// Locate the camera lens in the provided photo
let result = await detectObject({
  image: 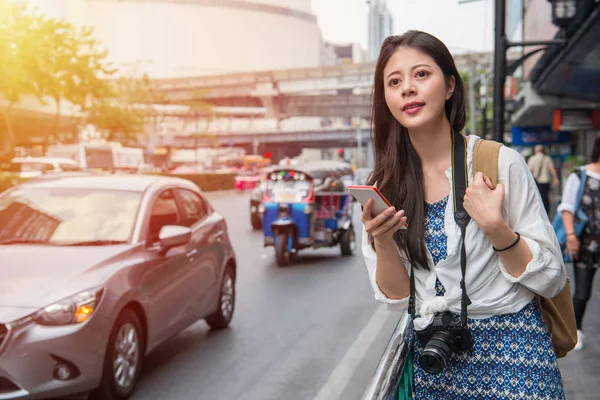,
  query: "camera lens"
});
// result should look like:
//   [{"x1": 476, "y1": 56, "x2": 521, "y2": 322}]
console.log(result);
[{"x1": 419, "y1": 330, "x2": 456, "y2": 374}]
